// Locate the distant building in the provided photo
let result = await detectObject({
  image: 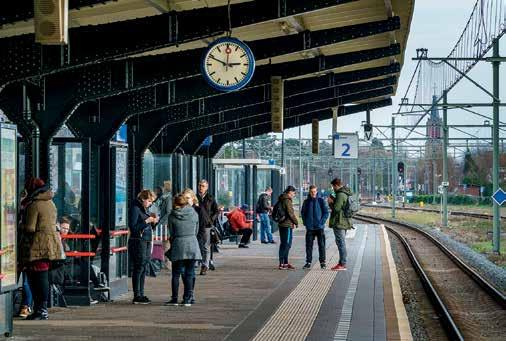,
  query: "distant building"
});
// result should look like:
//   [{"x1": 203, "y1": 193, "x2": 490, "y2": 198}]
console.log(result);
[{"x1": 424, "y1": 95, "x2": 442, "y2": 194}]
